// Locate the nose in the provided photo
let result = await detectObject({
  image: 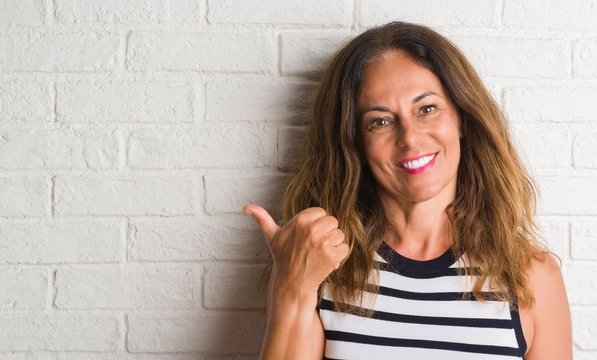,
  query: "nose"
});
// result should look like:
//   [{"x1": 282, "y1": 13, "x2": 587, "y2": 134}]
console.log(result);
[{"x1": 395, "y1": 118, "x2": 421, "y2": 149}]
